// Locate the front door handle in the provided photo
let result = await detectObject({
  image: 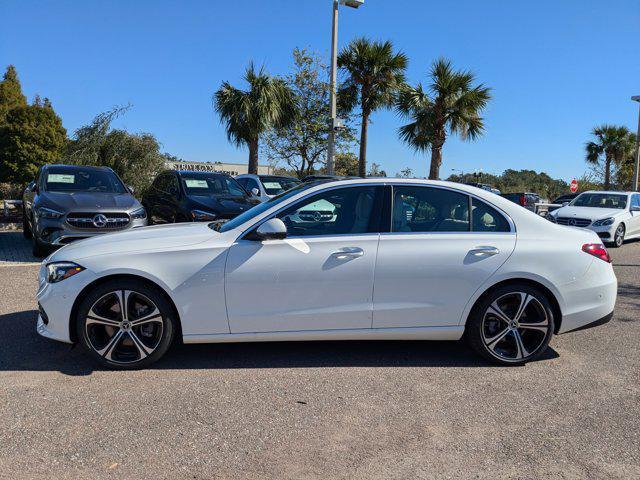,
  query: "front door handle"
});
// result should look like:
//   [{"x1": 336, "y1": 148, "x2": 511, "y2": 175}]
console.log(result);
[
  {"x1": 331, "y1": 247, "x2": 364, "y2": 259},
  {"x1": 468, "y1": 246, "x2": 500, "y2": 256}
]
